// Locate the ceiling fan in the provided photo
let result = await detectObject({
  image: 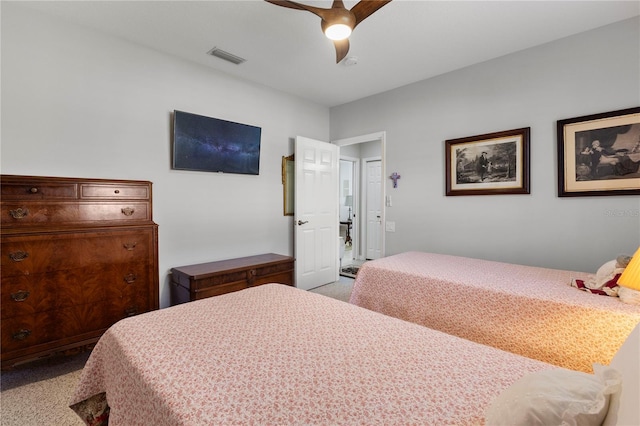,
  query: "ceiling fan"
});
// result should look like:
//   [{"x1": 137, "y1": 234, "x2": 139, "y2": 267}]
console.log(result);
[{"x1": 264, "y1": 0, "x2": 392, "y2": 63}]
